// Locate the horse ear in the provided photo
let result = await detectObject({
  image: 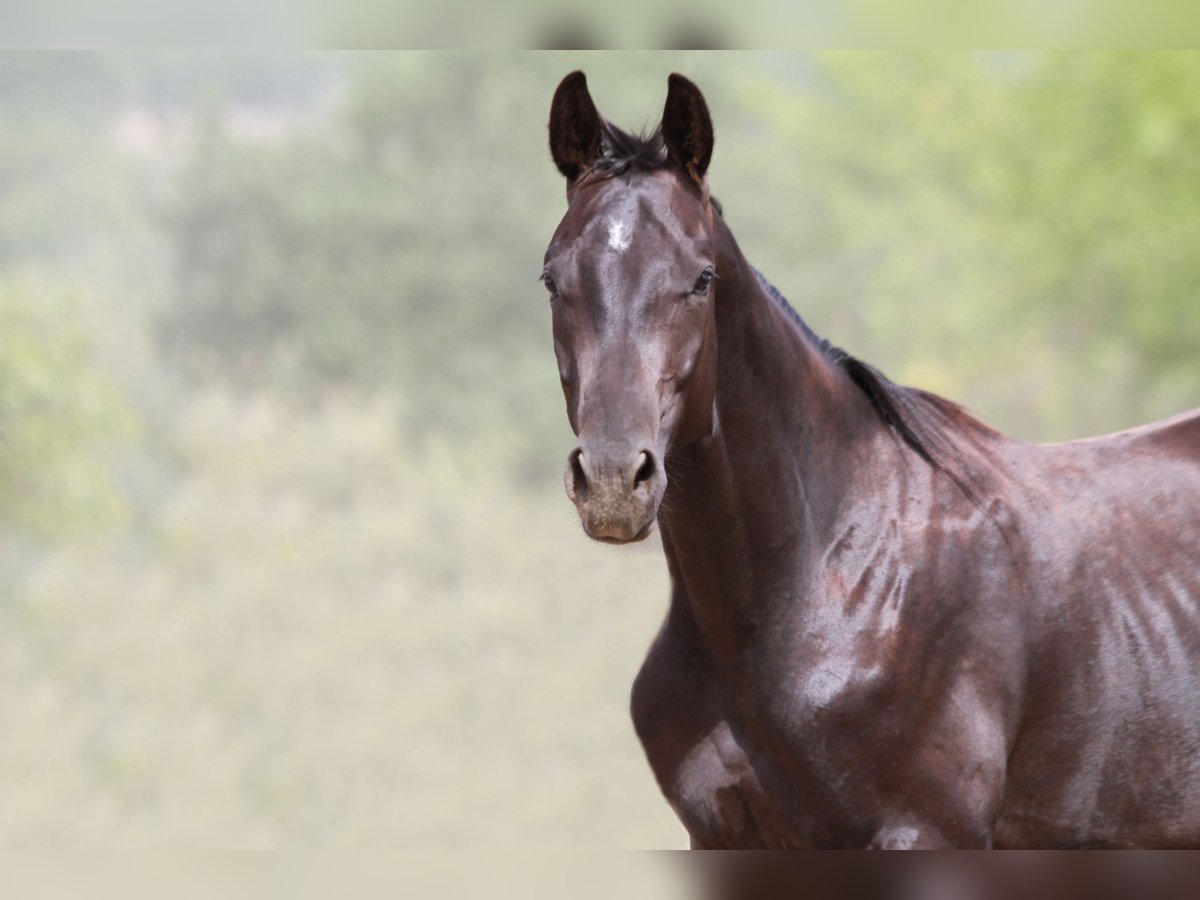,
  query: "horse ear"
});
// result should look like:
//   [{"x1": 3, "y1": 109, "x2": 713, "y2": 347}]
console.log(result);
[
  {"x1": 549, "y1": 71, "x2": 603, "y2": 182},
  {"x1": 662, "y1": 73, "x2": 714, "y2": 183}
]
